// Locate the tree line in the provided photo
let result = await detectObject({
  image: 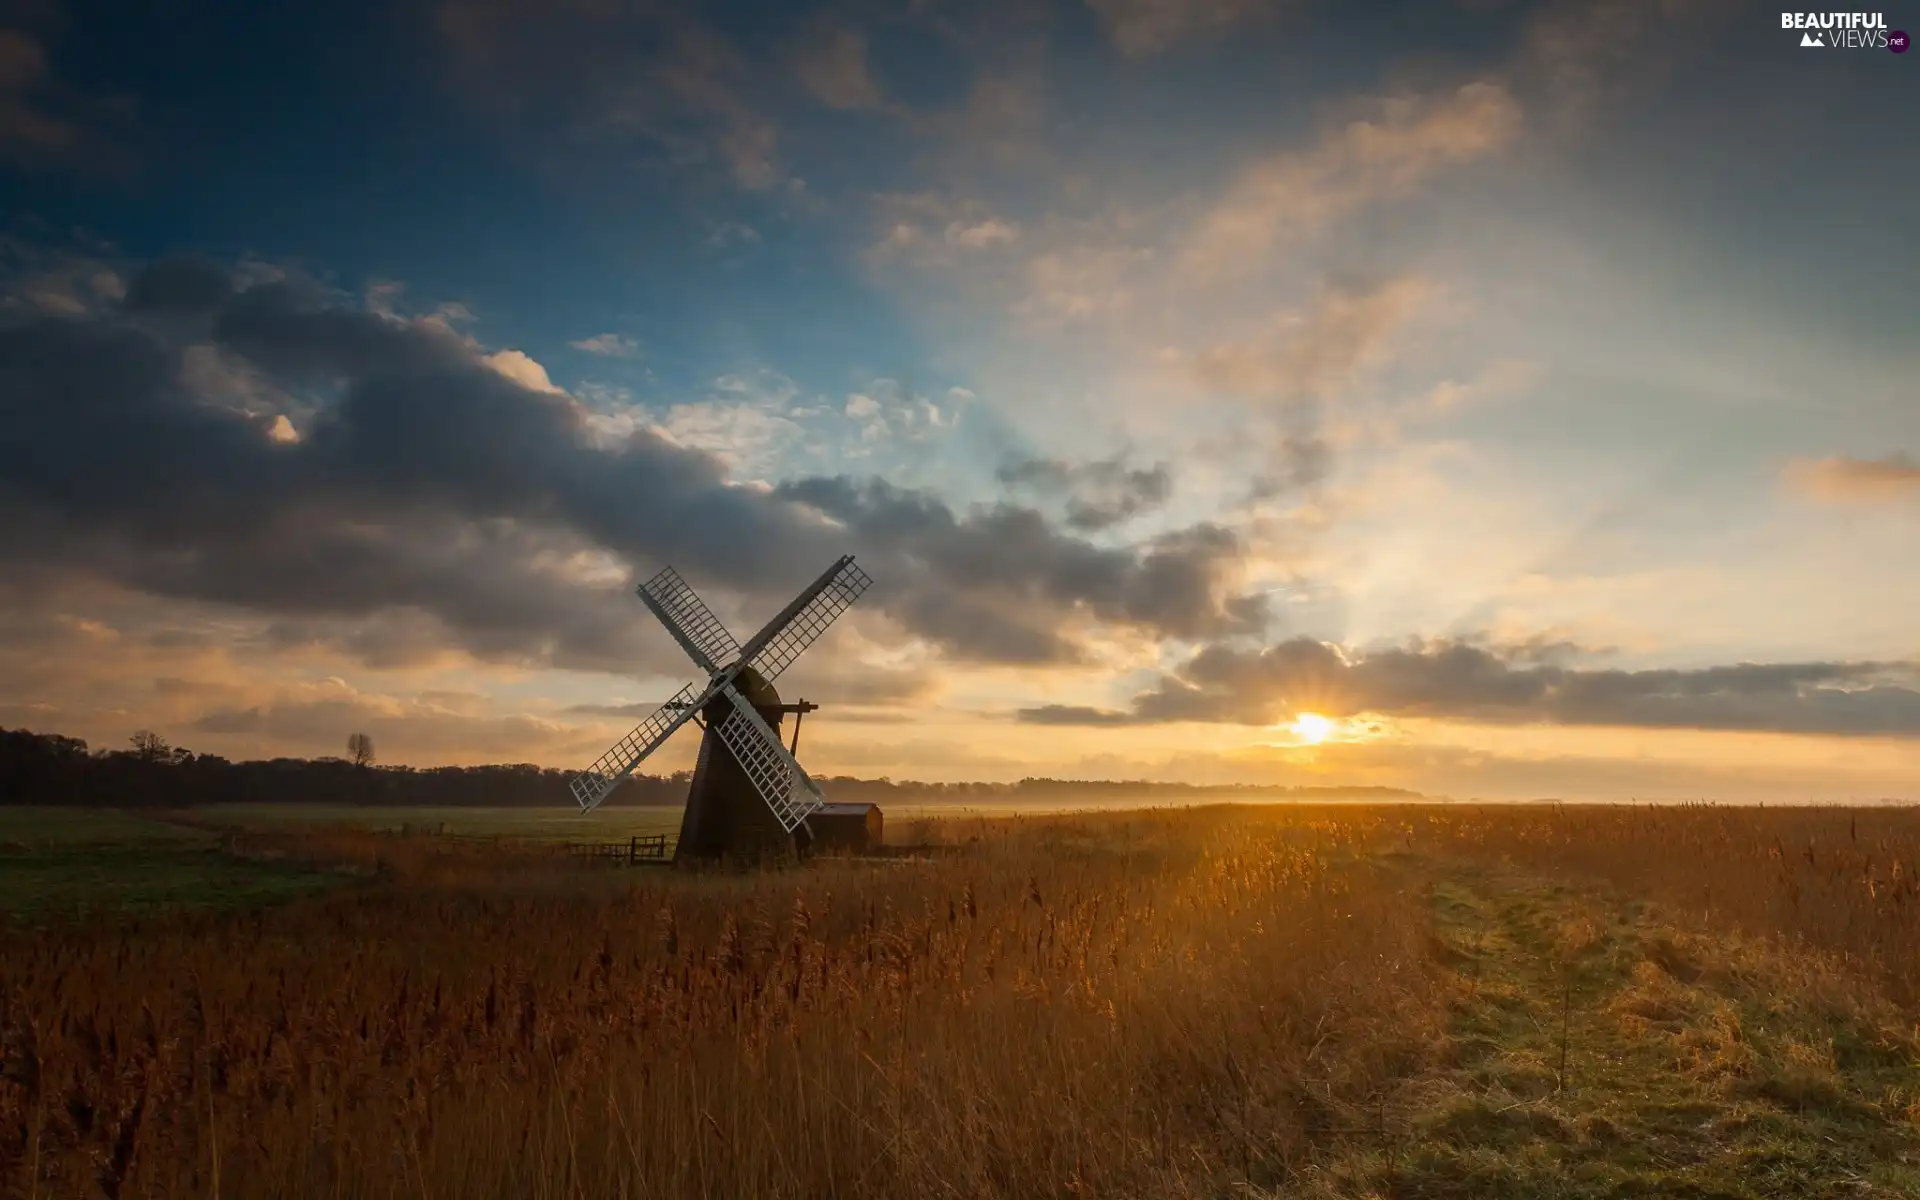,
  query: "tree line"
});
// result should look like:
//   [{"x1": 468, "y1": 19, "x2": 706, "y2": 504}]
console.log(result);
[{"x1": 0, "y1": 725, "x2": 1418, "y2": 809}]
